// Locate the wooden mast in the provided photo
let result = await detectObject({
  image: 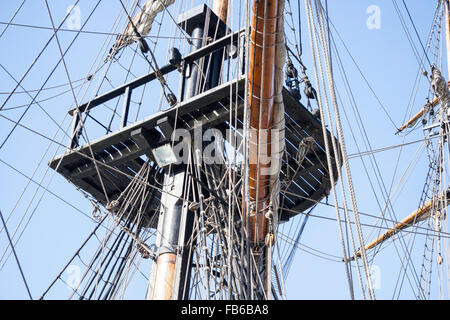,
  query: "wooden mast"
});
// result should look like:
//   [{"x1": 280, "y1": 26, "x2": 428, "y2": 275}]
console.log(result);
[
  {"x1": 445, "y1": 0, "x2": 450, "y2": 78},
  {"x1": 213, "y1": 0, "x2": 228, "y2": 23},
  {"x1": 151, "y1": 1, "x2": 230, "y2": 301},
  {"x1": 247, "y1": 0, "x2": 279, "y2": 244}
]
